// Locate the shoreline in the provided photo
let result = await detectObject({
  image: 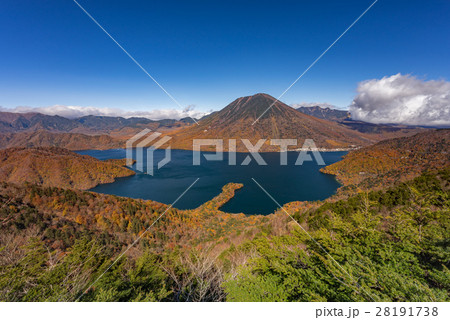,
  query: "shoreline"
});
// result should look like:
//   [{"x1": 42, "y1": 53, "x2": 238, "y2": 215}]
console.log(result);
[{"x1": 74, "y1": 146, "x2": 358, "y2": 153}]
